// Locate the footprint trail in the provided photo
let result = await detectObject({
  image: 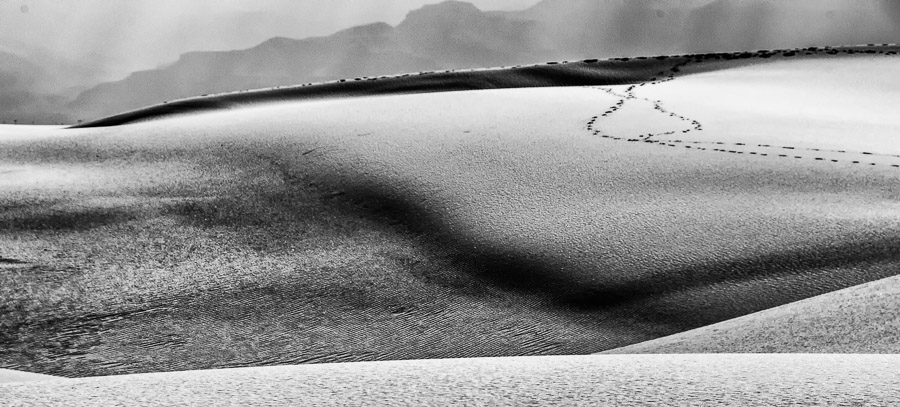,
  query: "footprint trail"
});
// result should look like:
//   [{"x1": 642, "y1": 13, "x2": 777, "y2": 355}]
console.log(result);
[{"x1": 586, "y1": 58, "x2": 900, "y2": 169}]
